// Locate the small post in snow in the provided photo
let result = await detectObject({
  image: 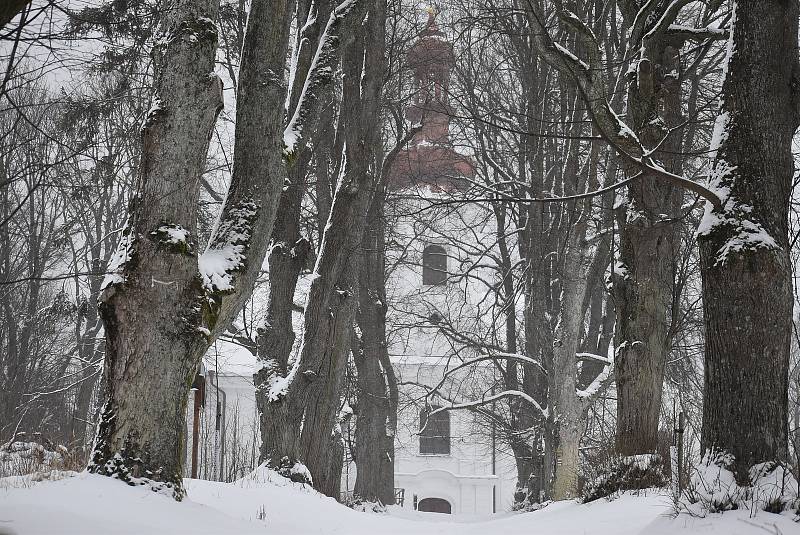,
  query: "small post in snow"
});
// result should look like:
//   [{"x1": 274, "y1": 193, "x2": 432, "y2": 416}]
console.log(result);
[
  {"x1": 671, "y1": 401, "x2": 685, "y2": 496},
  {"x1": 677, "y1": 411, "x2": 685, "y2": 492}
]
